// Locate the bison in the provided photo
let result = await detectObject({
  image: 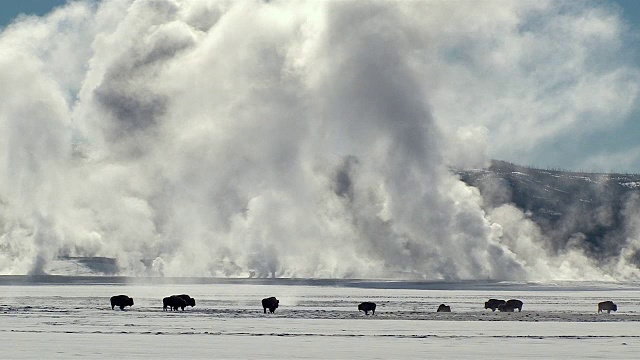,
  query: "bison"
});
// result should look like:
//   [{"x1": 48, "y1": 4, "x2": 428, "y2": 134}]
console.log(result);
[
  {"x1": 484, "y1": 299, "x2": 506, "y2": 311},
  {"x1": 163, "y1": 295, "x2": 187, "y2": 311},
  {"x1": 110, "y1": 295, "x2": 134, "y2": 310},
  {"x1": 358, "y1": 301, "x2": 376, "y2": 315},
  {"x1": 174, "y1": 294, "x2": 196, "y2": 308},
  {"x1": 262, "y1": 297, "x2": 279, "y2": 314},
  {"x1": 437, "y1": 304, "x2": 451, "y2": 312},
  {"x1": 598, "y1": 300, "x2": 617, "y2": 314},
  {"x1": 498, "y1": 299, "x2": 523, "y2": 312},
  {"x1": 497, "y1": 304, "x2": 513, "y2": 312}
]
